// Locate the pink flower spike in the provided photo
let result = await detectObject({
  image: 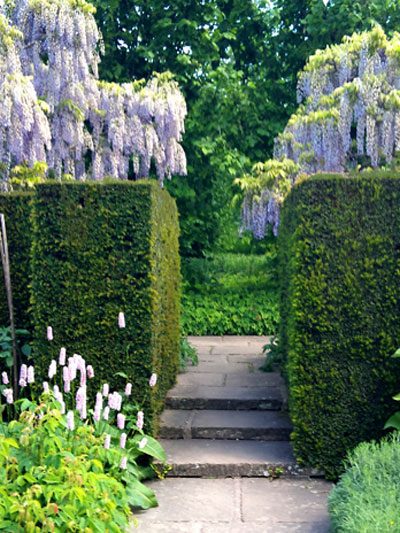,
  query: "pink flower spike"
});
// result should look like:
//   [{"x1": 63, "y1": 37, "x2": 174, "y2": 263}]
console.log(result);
[
  {"x1": 68, "y1": 360, "x2": 77, "y2": 381},
  {"x1": 48, "y1": 360, "x2": 57, "y2": 379},
  {"x1": 43, "y1": 382, "x2": 50, "y2": 393},
  {"x1": 27, "y1": 366, "x2": 35, "y2": 384},
  {"x1": 104, "y1": 434, "x2": 111, "y2": 450},
  {"x1": 115, "y1": 393, "x2": 122, "y2": 411},
  {"x1": 103, "y1": 406, "x2": 110, "y2": 420},
  {"x1": 120, "y1": 433, "x2": 127, "y2": 449},
  {"x1": 53, "y1": 385, "x2": 60, "y2": 396},
  {"x1": 19, "y1": 378, "x2": 27, "y2": 388},
  {"x1": 47, "y1": 326, "x2": 53, "y2": 341},
  {"x1": 138, "y1": 437, "x2": 148, "y2": 449},
  {"x1": 117, "y1": 413, "x2": 126, "y2": 430},
  {"x1": 67, "y1": 411, "x2": 74, "y2": 431},
  {"x1": 120, "y1": 456, "x2": 127, "y2": 469},
  {"x1": 95, "y1": 392, "x2": 103, "y2": 409},
  {"x1": 80, "y1": 404, "x2": 87, "y2": 420},
  {"x1": 64, "y1": 379, "x2": 70, "y2": 394},
  {"x1": 63, "y1": 366, "x2": 69, "y2": 382},
  {"x1": 94, "y1": 407, "x2": 101, "y2": 422},
  {"x1": 59, "y1": 401, "x2": 66, "y2": 414},
  {"x1": 149, "y1": 373, "x2": 157, "y2": 387},
  {"x1": 20, "y1": 364, "x2": 27, "y2": 381},
  {"x1": 59, "y1": 347, "x2": 66, "y2": 365},
  {"x1": 125, "y1": 383, "x2": 132, "y2": 396},
  {"x1": 4, "y1": 389, "x2": 13, "y2": 404},
  {"x1": 87, "y1": 365, "x2": 94, "y2": 378},
  {"x1": 80, "y1": 369, "x2": 87, "y2": 387},
  {"x1": 102, "y1": 383, "x2": 109, "y2": 397},
  {"x1": 1, "y1": 372, "x2": 9, "y2": 385},
  {"x1": 118, "y1": 312, "x2": 126, "y2": 329},
  {"x1": 136, "y1": 410, "x2": 144, "y2": 431}
]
